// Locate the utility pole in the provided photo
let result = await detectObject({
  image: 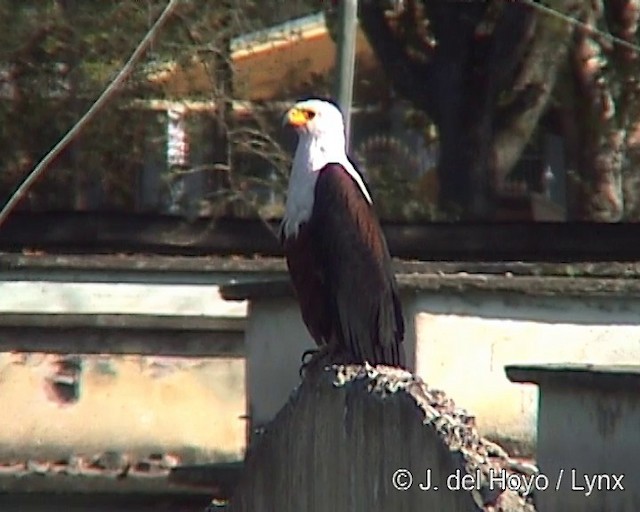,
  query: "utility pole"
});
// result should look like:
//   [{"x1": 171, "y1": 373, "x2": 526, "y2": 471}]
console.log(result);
[{"x1": 334, "y1": 0, "x2": 358, "y2": 151}]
